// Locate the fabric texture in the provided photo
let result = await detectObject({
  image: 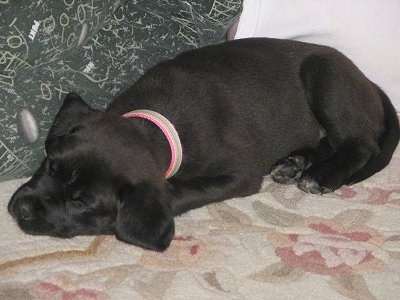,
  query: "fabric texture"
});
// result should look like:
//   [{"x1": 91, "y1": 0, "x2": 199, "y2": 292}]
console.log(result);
[
  {"x1": 0, "y1": 0, "x2": 242, "y2": 182},
  {"x1": 0, "y1": 117, "x2": 399, "y2": 299}
]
